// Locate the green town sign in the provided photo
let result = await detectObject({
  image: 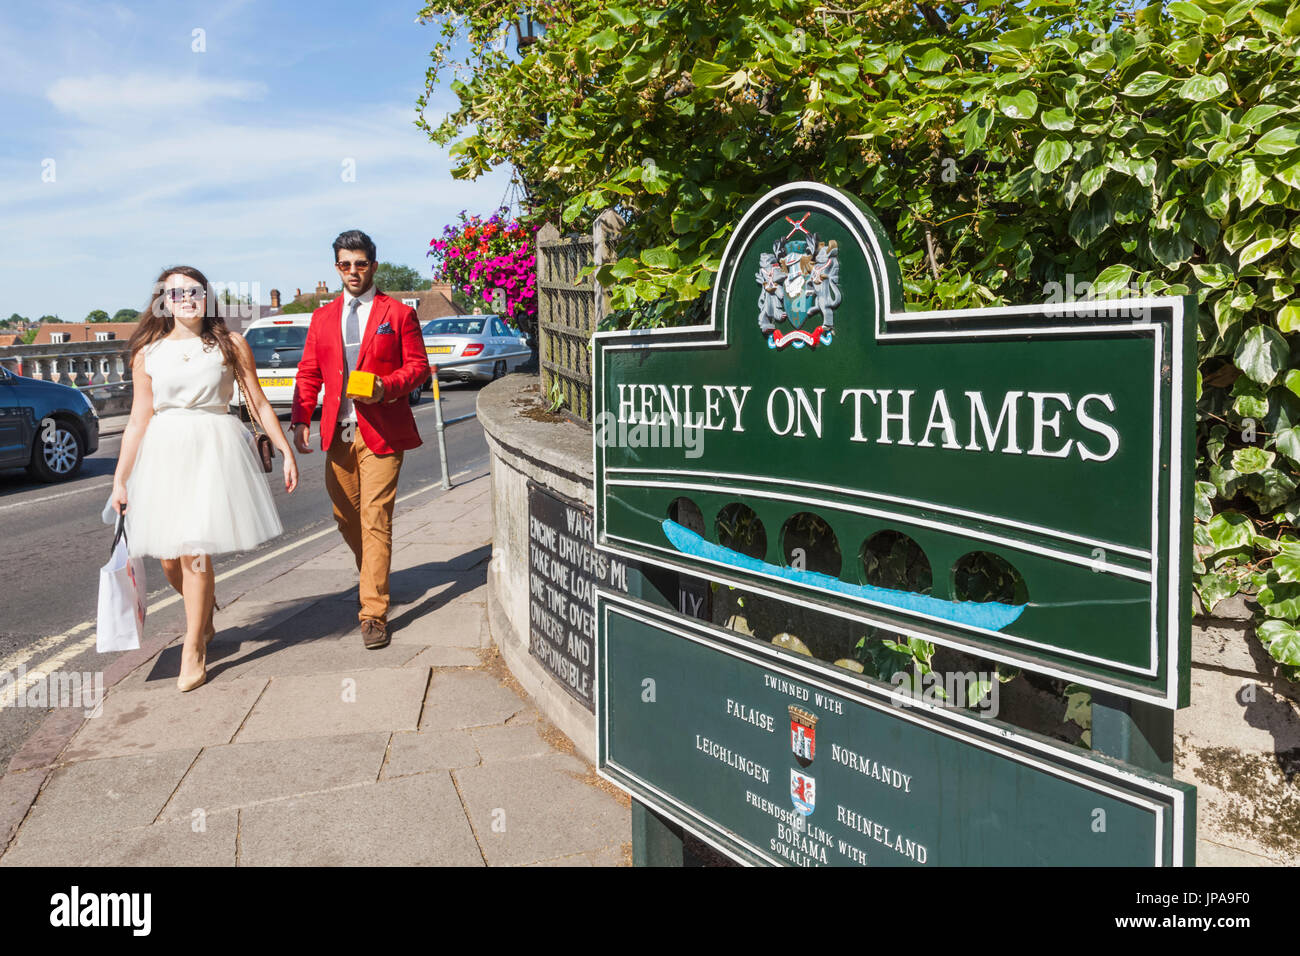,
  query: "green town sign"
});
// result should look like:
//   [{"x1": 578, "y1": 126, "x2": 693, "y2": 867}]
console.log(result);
[
  {"x1": 593, "y1": 181, "x2": 1194, "y2": 708},
  {"x1": 597, "y1": 592, "x2": 1194, "y2": 866}
]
